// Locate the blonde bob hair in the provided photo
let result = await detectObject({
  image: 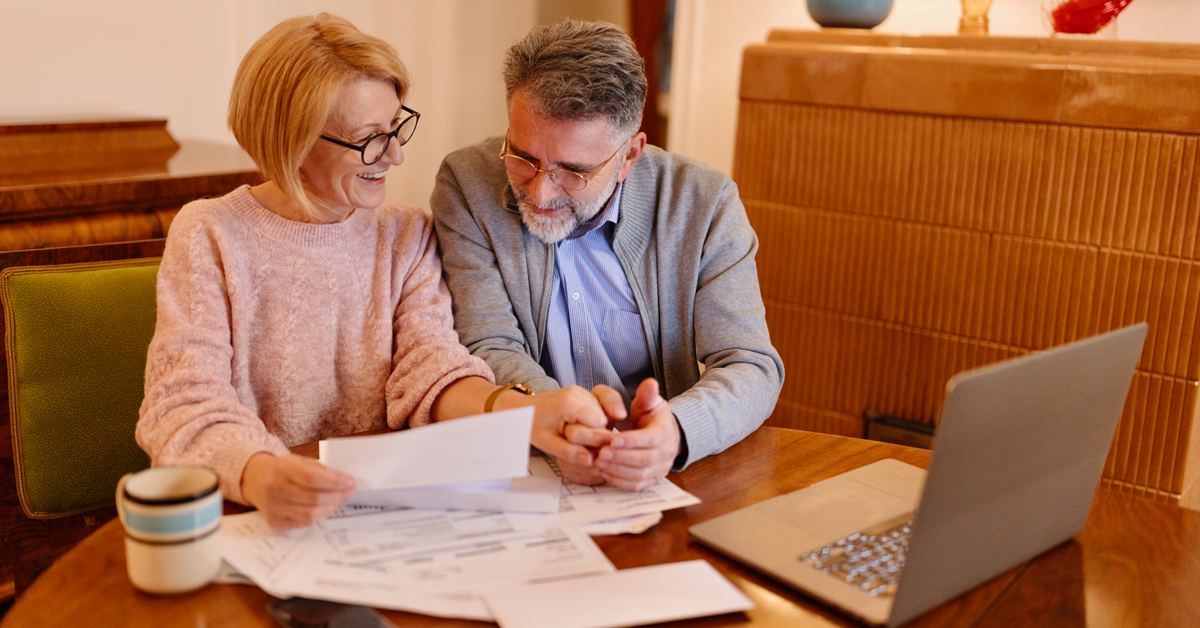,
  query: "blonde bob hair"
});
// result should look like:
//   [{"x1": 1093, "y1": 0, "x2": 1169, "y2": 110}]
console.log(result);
[{"x1": 229, "y1": 13, "x2": 410, "y2": 220}]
